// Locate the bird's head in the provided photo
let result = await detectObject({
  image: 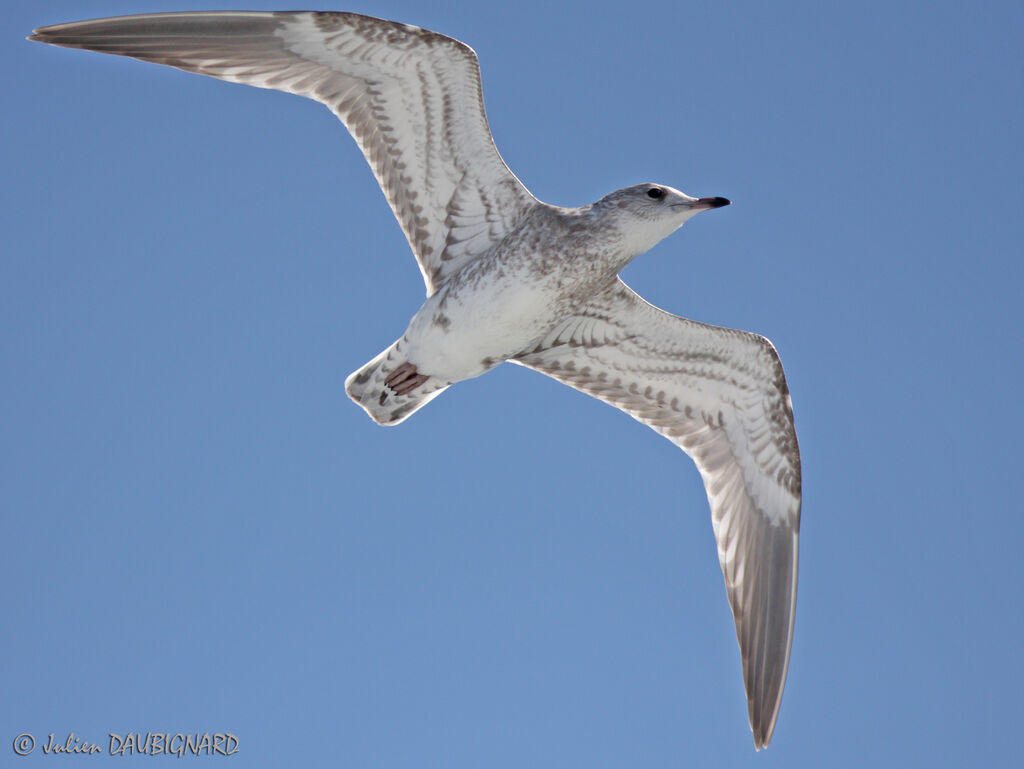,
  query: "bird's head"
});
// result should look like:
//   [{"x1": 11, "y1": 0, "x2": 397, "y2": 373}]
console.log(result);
[{"x1": 595, "y1": 183, "x2": 730, "y2": 257}]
